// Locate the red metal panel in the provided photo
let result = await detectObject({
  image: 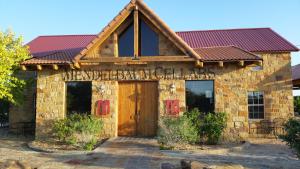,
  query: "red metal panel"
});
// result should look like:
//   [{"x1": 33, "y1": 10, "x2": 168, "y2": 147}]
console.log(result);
[{"x1": 97, "y1": 100, "x2": 110, "y2": 116}]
